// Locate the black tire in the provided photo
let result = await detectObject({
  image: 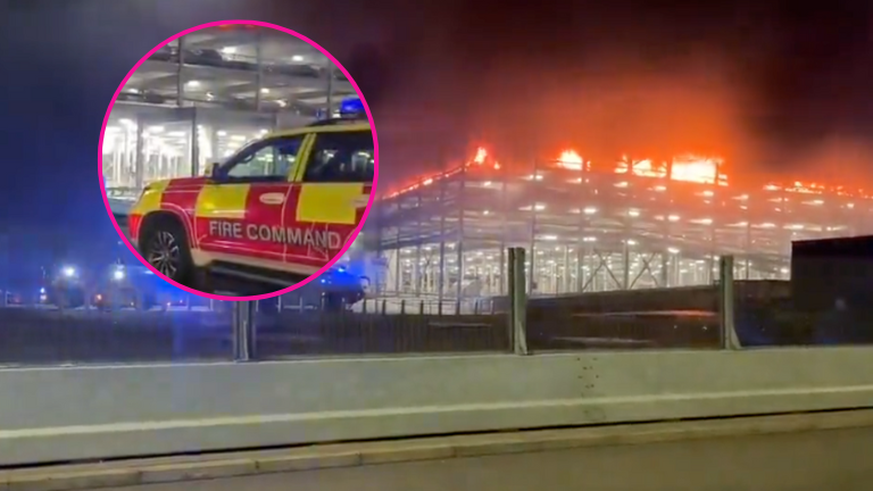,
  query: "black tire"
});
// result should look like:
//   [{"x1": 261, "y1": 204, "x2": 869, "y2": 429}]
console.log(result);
[{"x1": 139, "y1": 216, "x2": 196, "y2": 287}]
